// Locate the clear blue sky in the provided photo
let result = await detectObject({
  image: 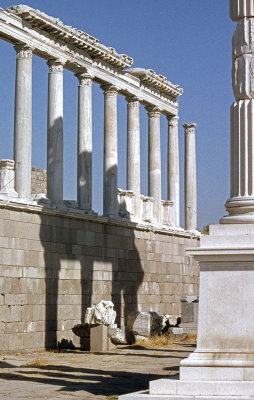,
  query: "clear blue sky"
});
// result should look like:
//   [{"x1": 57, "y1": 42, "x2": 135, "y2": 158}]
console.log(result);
[{"x1": 0, "y1": 0, "x2": 234, "y2": 229}]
